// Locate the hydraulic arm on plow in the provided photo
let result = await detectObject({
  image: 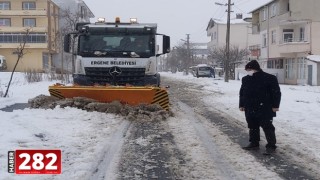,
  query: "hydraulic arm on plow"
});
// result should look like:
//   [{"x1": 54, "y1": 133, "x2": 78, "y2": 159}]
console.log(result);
[{"x1": 49, "y1": 17, "x2": 170, "y2": 110}]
